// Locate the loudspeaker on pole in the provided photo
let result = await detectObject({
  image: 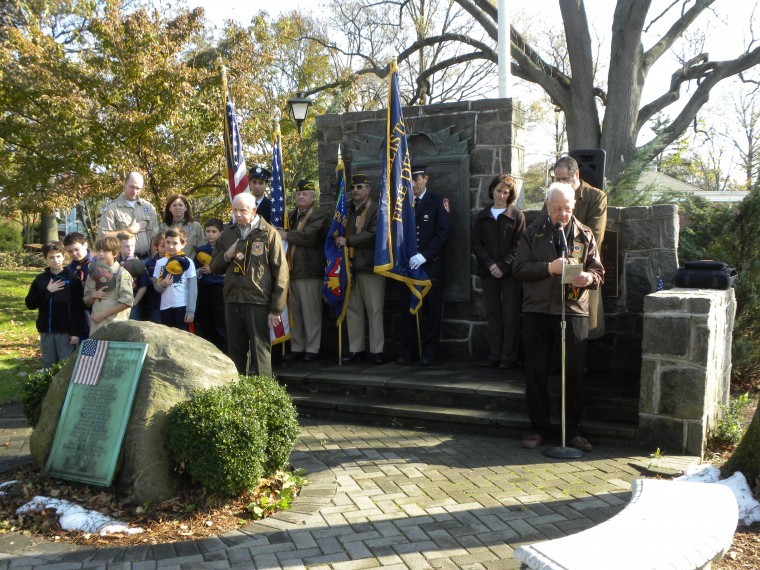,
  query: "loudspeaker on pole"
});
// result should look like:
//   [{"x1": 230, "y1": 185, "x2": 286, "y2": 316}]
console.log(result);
[{"x1": 569, "y1": 149, "x2": 606, "y2": 190}]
